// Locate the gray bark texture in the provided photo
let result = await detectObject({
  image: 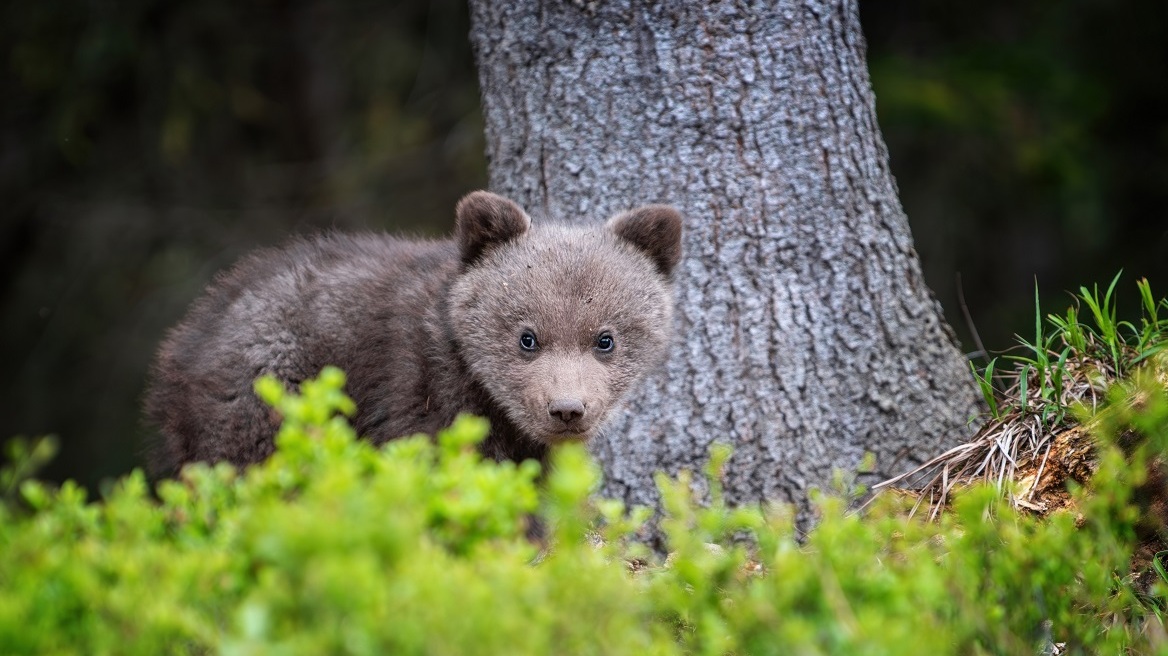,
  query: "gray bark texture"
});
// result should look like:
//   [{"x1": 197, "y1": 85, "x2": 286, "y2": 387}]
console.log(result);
[{"x1": 467, "y1": 0, "x2": 982, "y2": 512}]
